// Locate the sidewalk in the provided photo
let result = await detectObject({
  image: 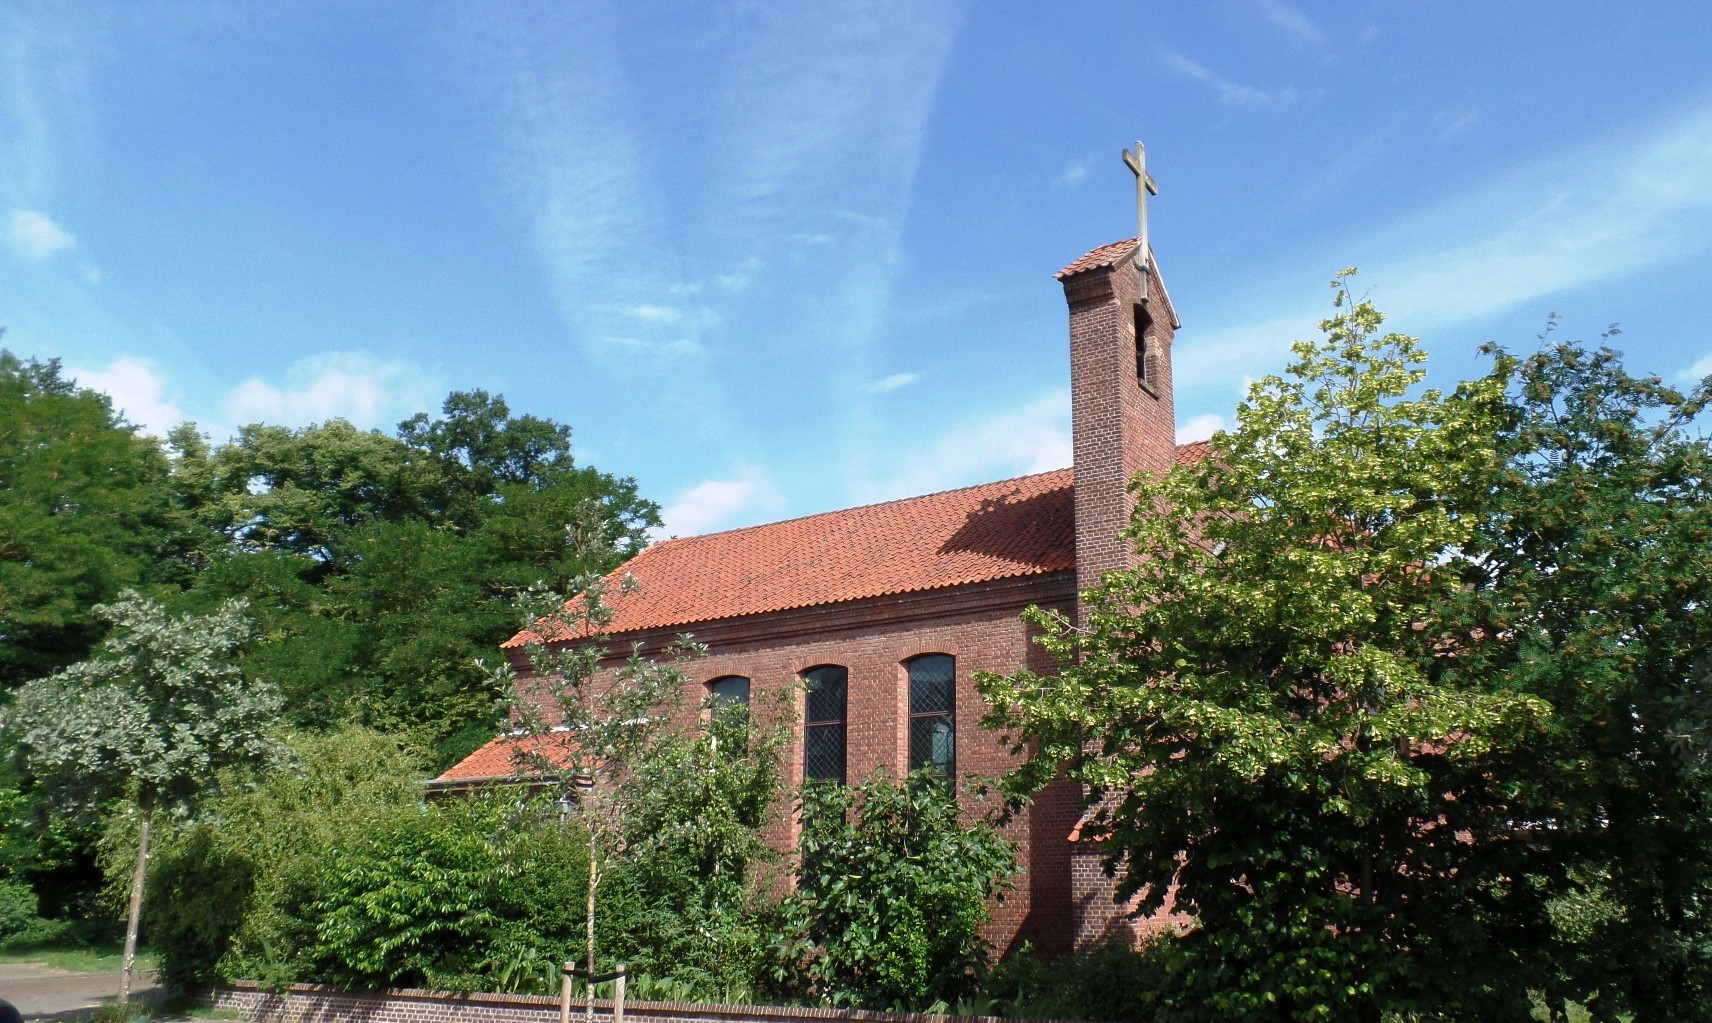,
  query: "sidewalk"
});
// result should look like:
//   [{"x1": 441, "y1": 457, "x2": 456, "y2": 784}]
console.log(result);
[{"x1": 0, "y1": 963, "x2": 170, "y2": 1022}]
